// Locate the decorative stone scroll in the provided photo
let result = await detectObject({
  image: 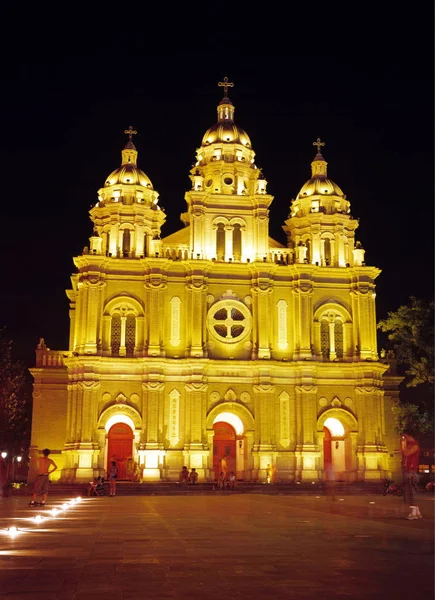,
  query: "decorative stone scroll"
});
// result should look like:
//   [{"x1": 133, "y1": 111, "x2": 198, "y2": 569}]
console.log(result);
[
  {"x1": 277, "y1": 300, "x2": 288, "y2": 349},
  {"x1": 170, "y1": 297, "x2": 181, "y2": 346},
  {"x1": 279, "y1": 391, "x2": 290, "y2": 445},
  {"x1": 168, "y1": 389, "x2": 180, "y2": 446}
]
